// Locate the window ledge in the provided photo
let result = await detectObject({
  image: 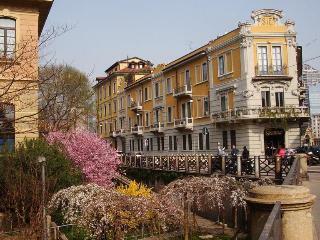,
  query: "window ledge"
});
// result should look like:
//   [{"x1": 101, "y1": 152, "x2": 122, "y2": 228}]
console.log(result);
[
  {"x1": 194, "y1": 80, "x2": 209, "y2": 86},
  {"x1": 218, "y1": 72, "x2": 233, "y2": 80}
]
